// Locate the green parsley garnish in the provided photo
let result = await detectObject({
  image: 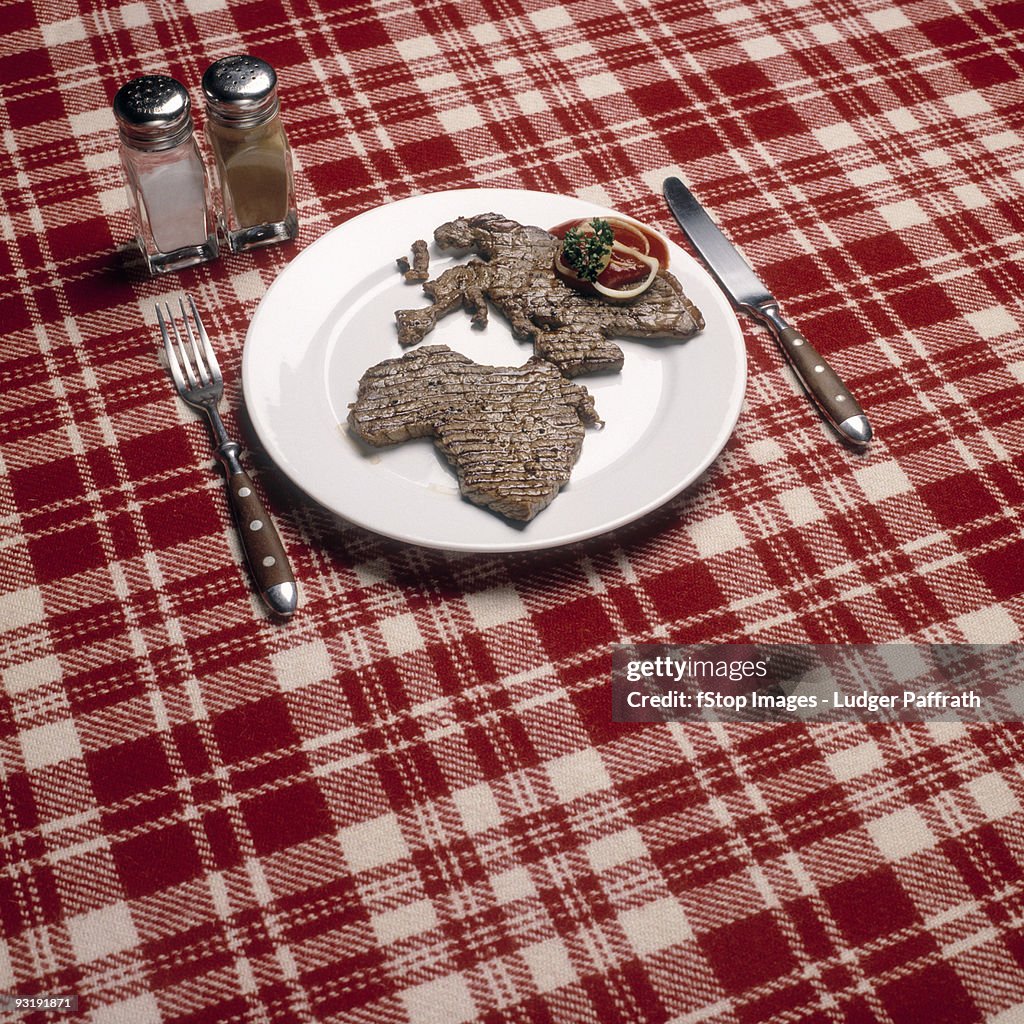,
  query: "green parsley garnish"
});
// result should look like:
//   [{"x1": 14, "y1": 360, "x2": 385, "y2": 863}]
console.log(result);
[{"x1": 562, "y1": 217, "x2": 614, "y2": 282}]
